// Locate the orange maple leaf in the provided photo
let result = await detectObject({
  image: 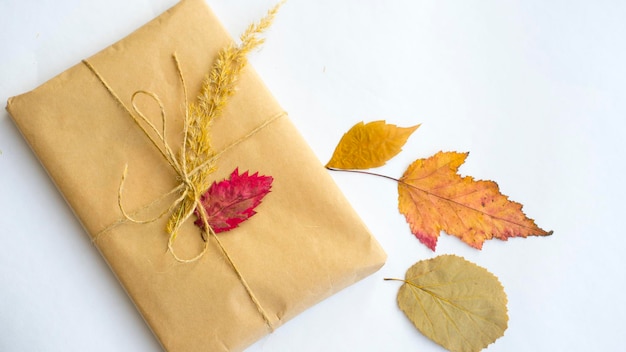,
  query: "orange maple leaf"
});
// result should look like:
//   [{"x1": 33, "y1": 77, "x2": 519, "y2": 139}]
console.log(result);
[{"x1": 398, "y1": 151, "x2": 552, "y2": 250}]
